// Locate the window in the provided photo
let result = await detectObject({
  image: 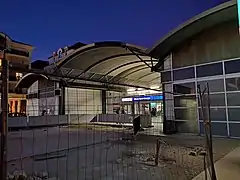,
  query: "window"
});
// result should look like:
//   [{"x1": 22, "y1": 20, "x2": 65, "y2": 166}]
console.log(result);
[
  {"x1": 209, "y1": 94, "x2": 225, "y2": 106},
  {"x1": 229, "y1": 123, "x2": 240, "y2": 137},
  {"x1": 16, "y1": 72, "x2": 23, "y2": 81},
  {"x1": 228, "y1": 108, "x2": 240, "y2": 121},
  {"x1": 197, "y1": 79, "x2": 224, "y2": 93},
  {"x1": 8, "y1": 49, "x2": 29, "y2": 57},
  {"x1": 198, "y1": 93, "x2": 225, "y2": 106},
  {"x1": 196, "y1": 63, "x2": 223, "y2": 77},
  {"x1": 227, "y1": 92, "x2": 240, "y2": 106},
  {"x1": 173, "y1": 67, "x2": 194, "y2": 81},
  {"x1": 174, "y1": 108, "x2": 197, "y2": 121},
  {"x1": 173, "y1": 82, "x2": 196, "y2": 94},
  {"x1": 0, "y1": 59, "x2": 2, "y2": 66},
  {"x1": 200, "y1": 122, "x2": 228, "y2": 136},
  {"x1": 224, "y1": 59, "x2": 240, "y2": 74},
  {"x1": 161, "y1": 71, "x2": 171, "y2": 82},
  {"x1": 174, "y1": 95, "x2": 196, "y2": 108},
  {"x1": 226, "y1": 77, "x2": 240, "y2": 91},
  {"x1": 199, "y1": 107, "x2": 226, "y2": 121}
]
